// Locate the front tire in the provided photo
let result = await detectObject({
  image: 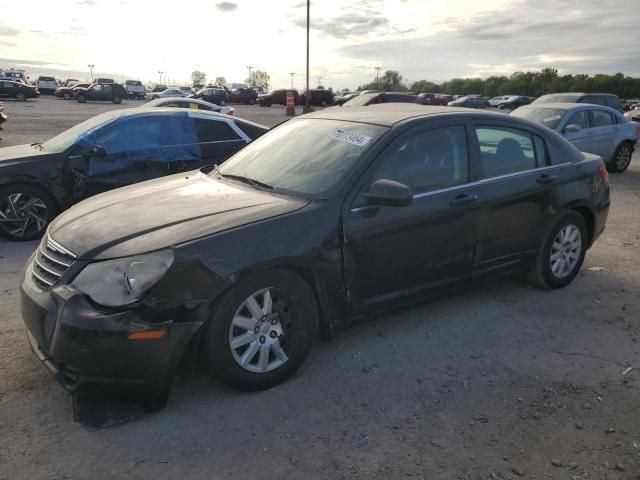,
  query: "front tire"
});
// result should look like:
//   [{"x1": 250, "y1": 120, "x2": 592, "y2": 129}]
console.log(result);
[
  {"x1": 203, "y1": 270, "x2": 318, "y2": 391},
  {"x1": 63, "y1": 93, "x2": 71, "y2": 100},
  {"x1": 16, "y1": 93, "x2": 26, "y2": 102},
  {"x1": 112, "y1": 95, "x2": 122, "y2": 104},
  {"x1": 0, "y1": 184, "x2": 58, "y2": 241},
  {"x1": 607, "y1": 142, "x2": 633, "y2": 173},
  {"x1": 77, "y1": 95, "x2": 86, "y2": 103},
  {"x1": 528, "y1": 212, "x2": 587, "y2": 289}
]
